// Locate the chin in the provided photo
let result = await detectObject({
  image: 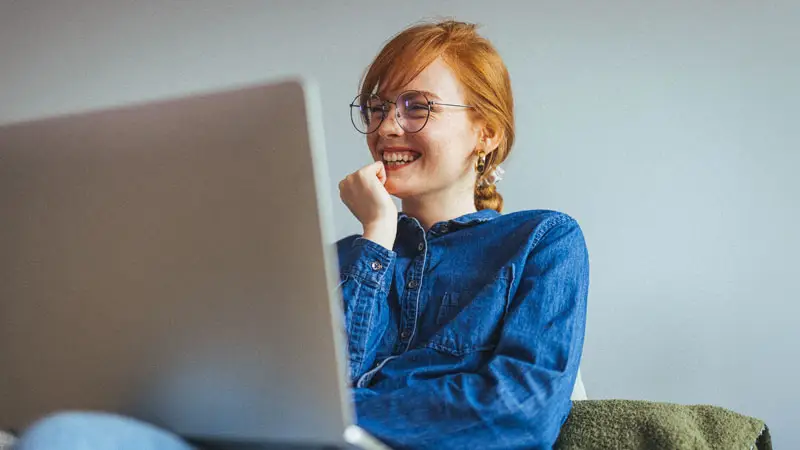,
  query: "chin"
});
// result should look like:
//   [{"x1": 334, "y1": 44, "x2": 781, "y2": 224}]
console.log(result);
[{"x1": 384, "y1": 179, "x2": 418, "y2": 198}]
